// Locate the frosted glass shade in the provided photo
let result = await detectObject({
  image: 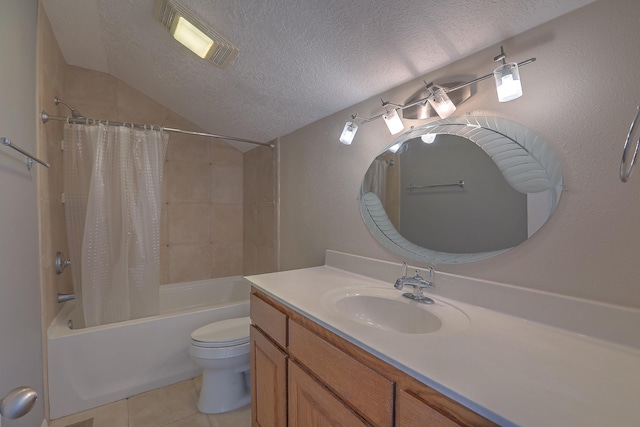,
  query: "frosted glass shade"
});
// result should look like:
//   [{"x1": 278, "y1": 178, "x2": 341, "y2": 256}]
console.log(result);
[
  {"x1": 172, "y1": 16, "x2": 215, "y2": 58},
  {"x1": 427, "y1": 89, "x2": 456, "y2": 118},
  {"x1": 339, "y1": 122, "x2": 358, "y2": 145},
  {"x1": 494, "y1": 62, "x2": 523, "y2": 102},
  {"x1": 383, "y1": 109, "x2": 404, "y2": 135}
]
